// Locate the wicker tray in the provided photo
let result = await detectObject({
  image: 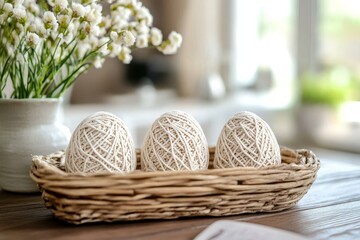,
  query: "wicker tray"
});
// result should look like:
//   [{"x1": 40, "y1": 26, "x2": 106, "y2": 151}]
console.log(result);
[{"x1": 30, "y1": 147, "x2": 320, "y2": 224}]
